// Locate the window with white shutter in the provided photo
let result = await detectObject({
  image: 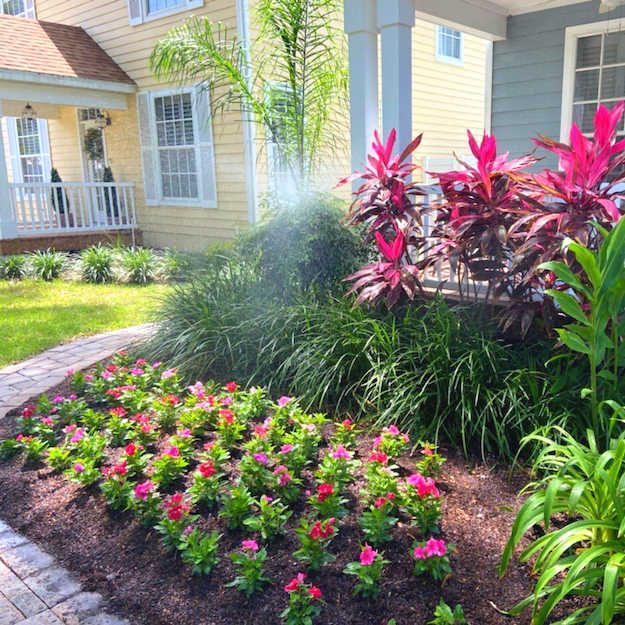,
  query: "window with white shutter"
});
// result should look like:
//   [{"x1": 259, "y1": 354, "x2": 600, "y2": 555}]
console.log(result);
[
  {"x1": 127, "y1": 0, "x2": 203, "y2": 25},
  {"x1": 6, "y1": 118, "x2": 50, "y2": 184},
  {"x1": 0, "y1": 0, "x2": 35, "y2": 18},
  {"x1": 137, "y1": 88, "x2": 217, "y2": 208}
]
